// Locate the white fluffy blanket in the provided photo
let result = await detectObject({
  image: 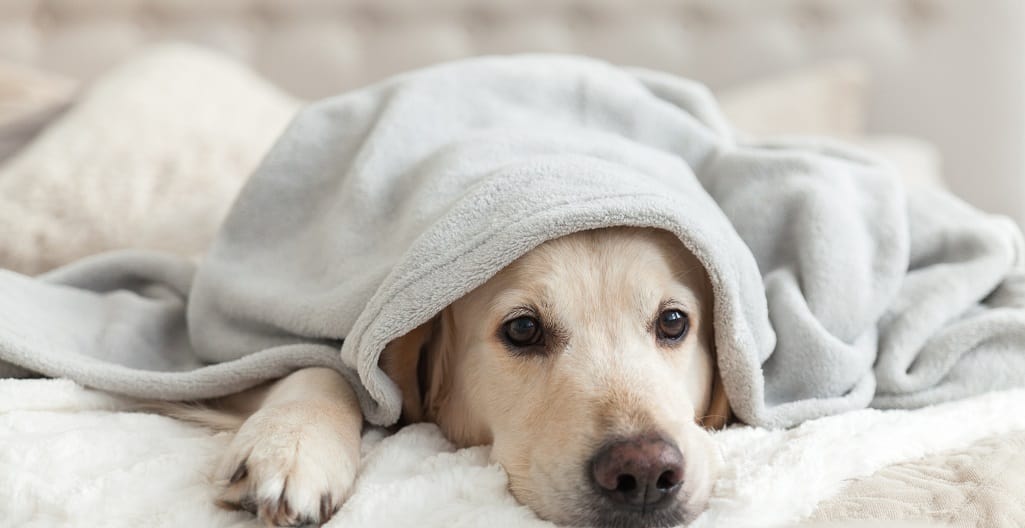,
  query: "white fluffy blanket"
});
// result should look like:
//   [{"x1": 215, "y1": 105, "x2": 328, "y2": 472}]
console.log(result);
[{"x1": 3, "y1": 378, "x2": 1024, "y2": 527}]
